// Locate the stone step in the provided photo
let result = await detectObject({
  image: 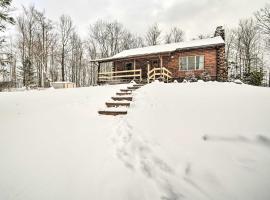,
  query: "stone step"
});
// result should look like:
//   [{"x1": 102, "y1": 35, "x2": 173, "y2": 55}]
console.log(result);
[
  {"x1": 106, "y1": 102, "x2": 130, "y2": 107},
  {"x1": 116, "y1": 92, "x2": 132, "y2": 96},
  {"x1": 98, "y1": 110, "x2": 127, "y2": 116},
  {"x1": 112, "y1": 96, "x2": 132, "y2": 101}
]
